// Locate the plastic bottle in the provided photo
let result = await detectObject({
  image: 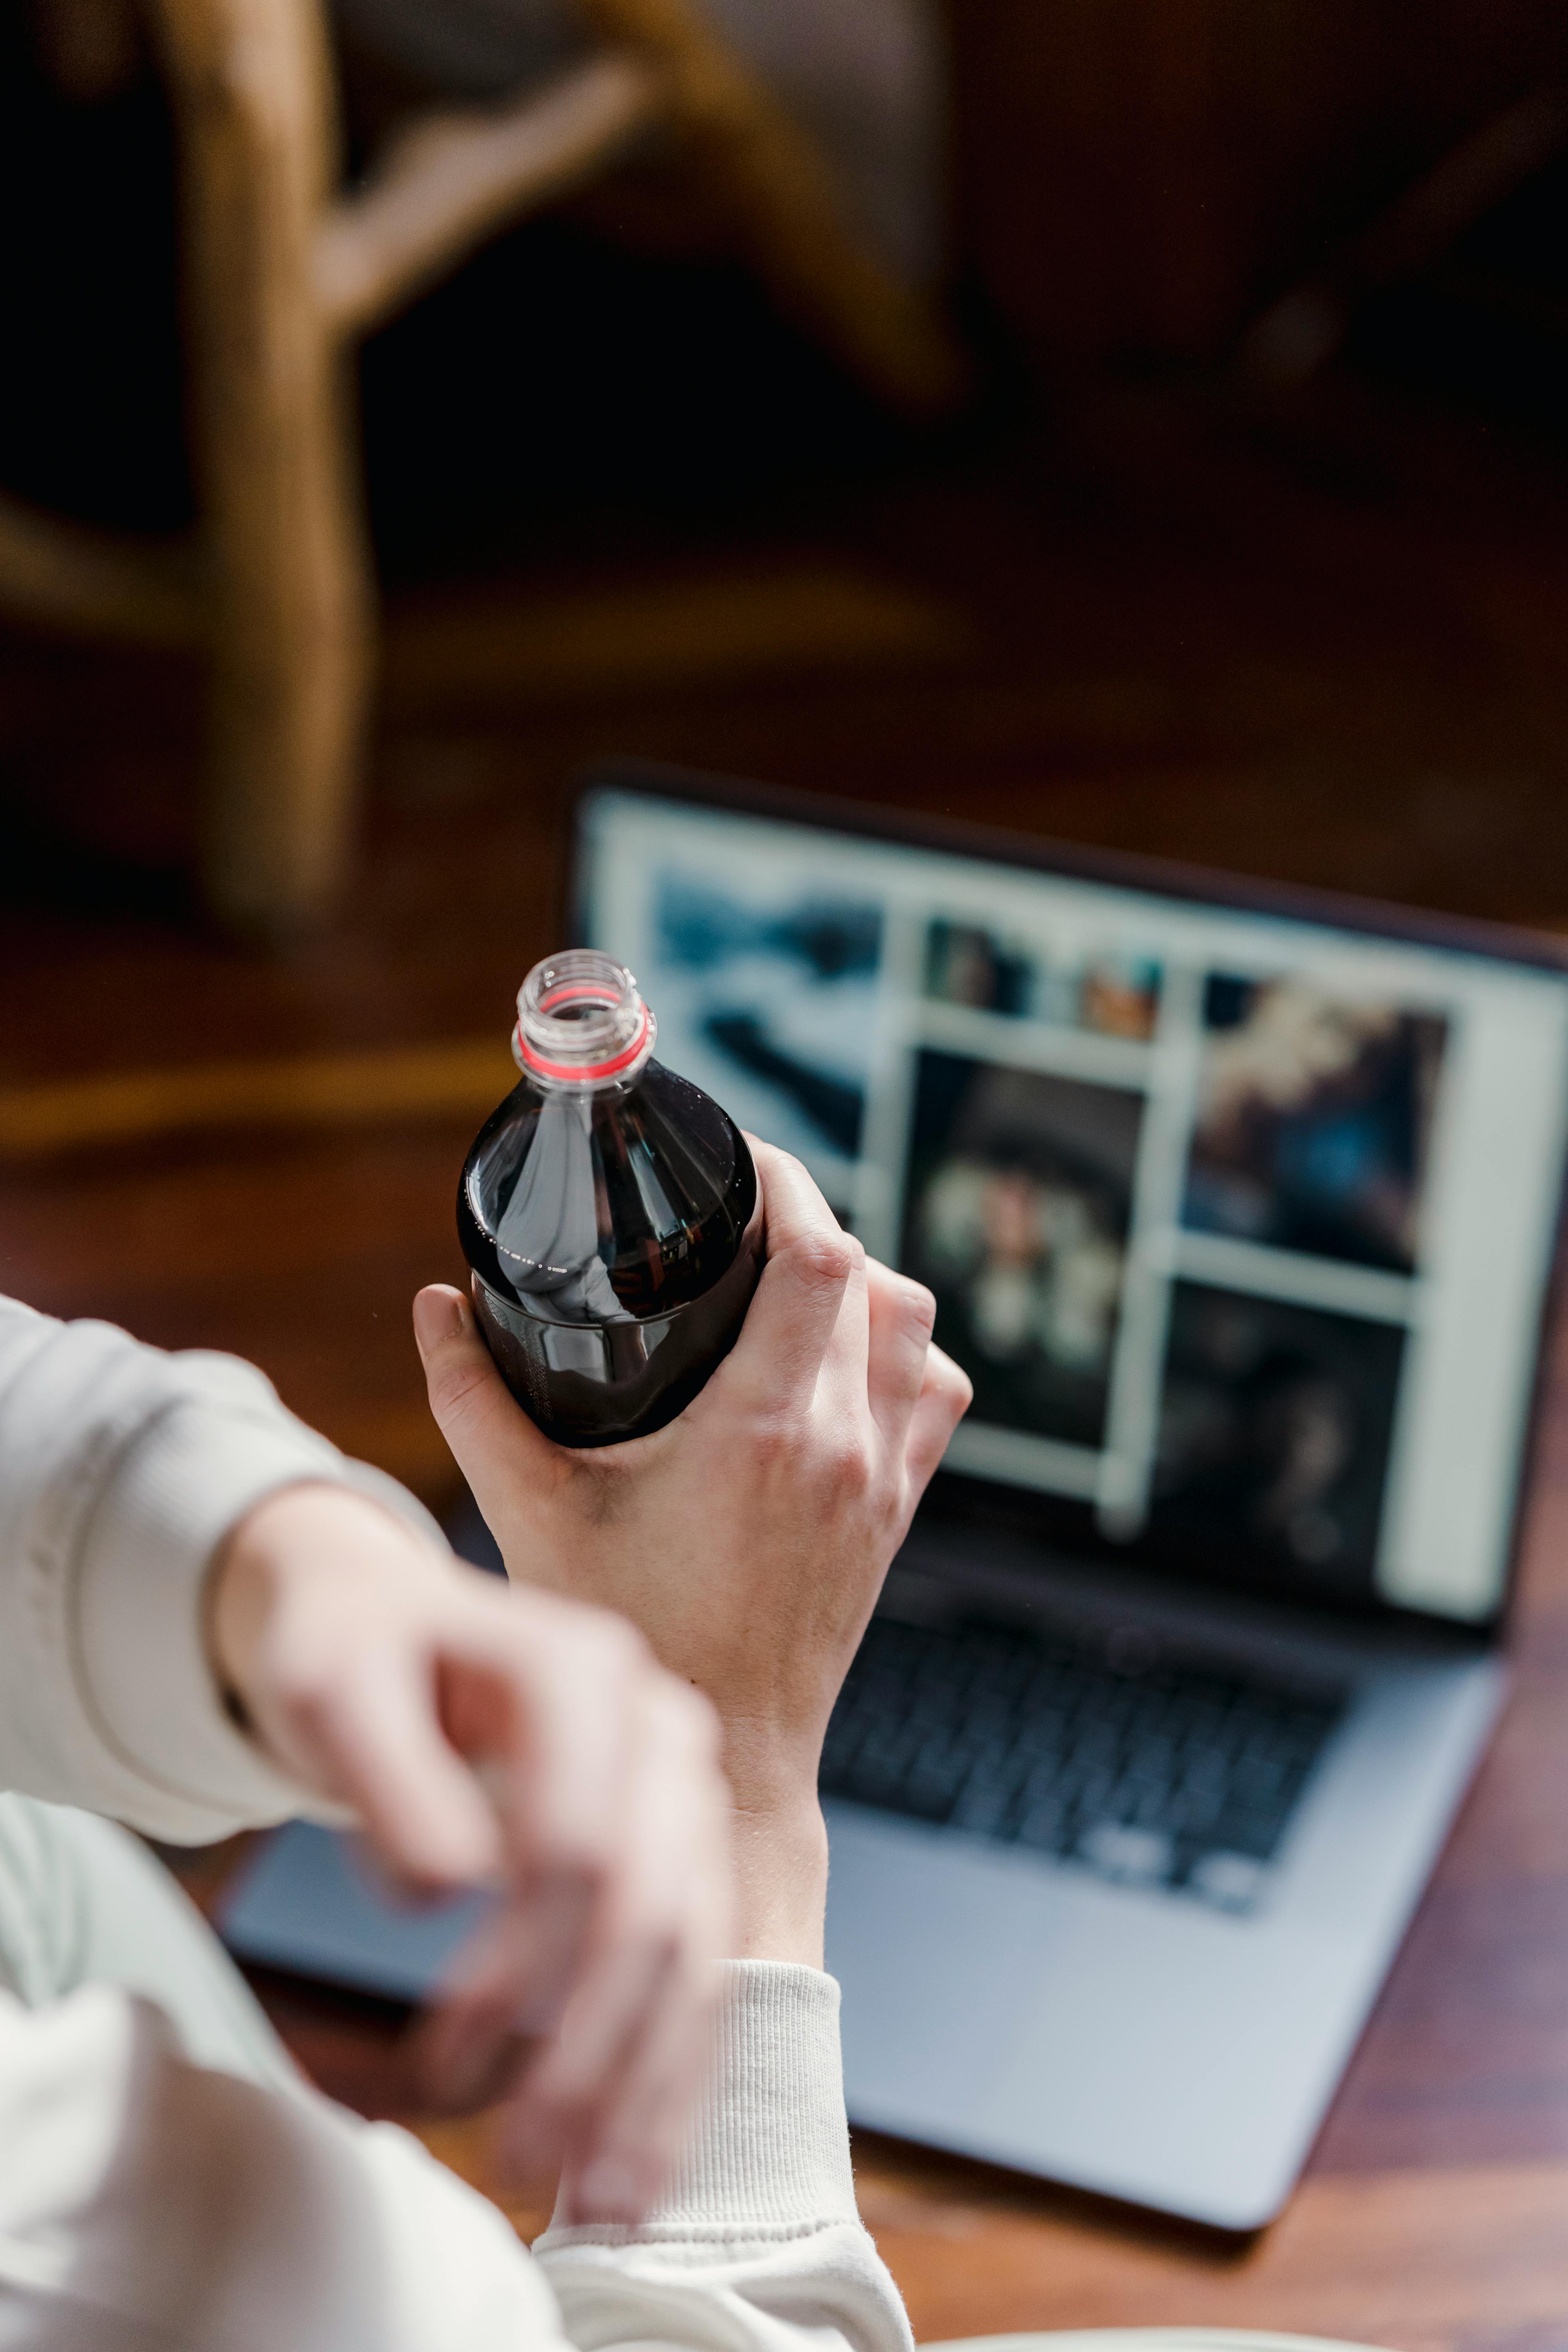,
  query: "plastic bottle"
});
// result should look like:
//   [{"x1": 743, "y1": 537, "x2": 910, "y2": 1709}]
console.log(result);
[{"x1": 457, "y1": 950, "x2": 761, "y2": 1446}]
